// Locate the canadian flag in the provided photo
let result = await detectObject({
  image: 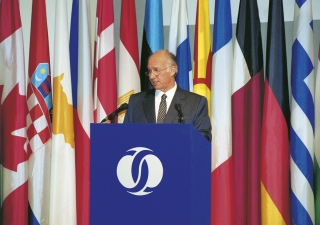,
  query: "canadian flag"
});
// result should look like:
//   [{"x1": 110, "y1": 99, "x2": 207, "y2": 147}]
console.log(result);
[{"x1": 0, "y1": 0, "x2": 29, "y2": 224}]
